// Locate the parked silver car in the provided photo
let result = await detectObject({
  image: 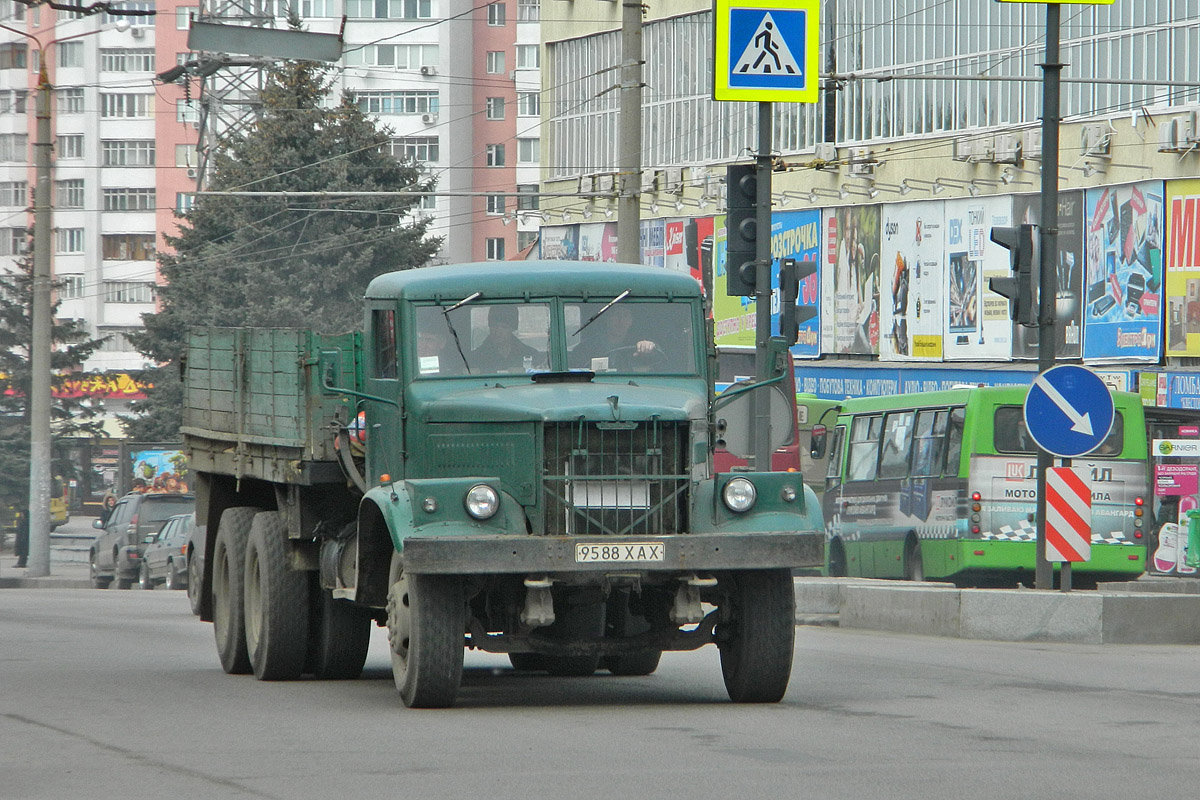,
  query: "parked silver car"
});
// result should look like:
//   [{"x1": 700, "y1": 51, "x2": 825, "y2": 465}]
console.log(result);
[{"x1": 139, "y1": 513, "x2": 195, "y2": 591}]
